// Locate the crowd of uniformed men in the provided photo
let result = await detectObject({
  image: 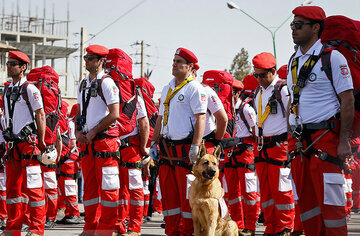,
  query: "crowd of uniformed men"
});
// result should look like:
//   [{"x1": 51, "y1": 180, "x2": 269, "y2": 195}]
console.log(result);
[{"x1": 0, "y1": 5, "x2": 358, "y2": 236}]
